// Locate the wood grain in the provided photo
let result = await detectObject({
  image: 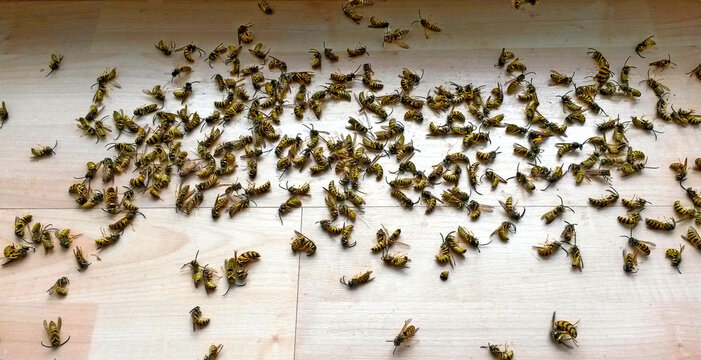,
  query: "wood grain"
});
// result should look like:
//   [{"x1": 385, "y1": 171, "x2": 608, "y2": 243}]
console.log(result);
[{"x1": 0, "y1": 0, "x2": 700, "y2": 359}]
